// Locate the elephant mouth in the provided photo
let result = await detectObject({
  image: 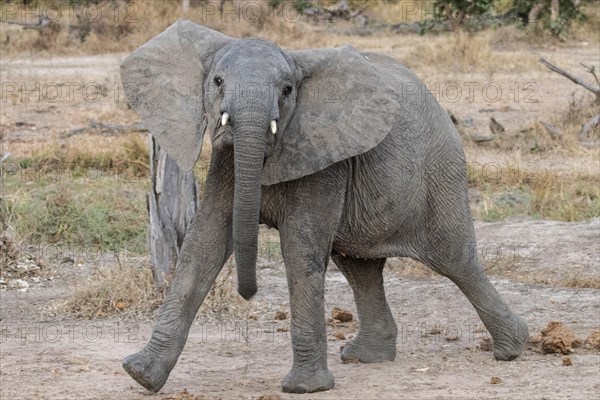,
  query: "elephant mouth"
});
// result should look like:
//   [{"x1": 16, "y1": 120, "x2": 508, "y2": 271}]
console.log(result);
[
  {"x1": 212, "y1": 119, "x2": 233, "y2": 147},
  {"x1": 213, "y1": 116, "x2": 278, "y2": 154}
]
